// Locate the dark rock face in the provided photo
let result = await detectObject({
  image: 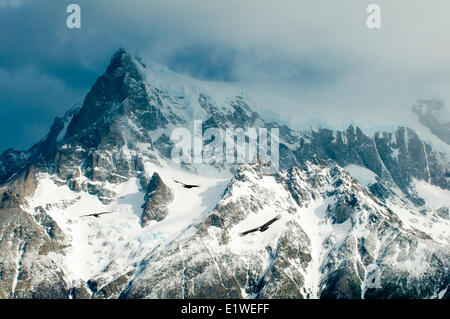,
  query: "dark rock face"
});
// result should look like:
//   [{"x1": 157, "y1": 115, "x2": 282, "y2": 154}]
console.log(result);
[
  {"x1": 374, "y1": 127, "x2": 448, "y2": 193},
  {"x1": 69, "y1": 285, "x2": 92, "y2": 299},
  {"x1": 0, "y1": 149, "x2": 29, "y2": 185},
  {"x1": 33, "y1": 206, "x2": 65, "y2": 241},
  {"x1": 65, "y1": 49, "x2": 165, "y2": 148},
  {"x1": 141, "y1": 173, "x2": 174, "y2": 226},
  {"x1": 93, "y1": 270, "x2": 135, "y2": 299},
  {"x1": 0, "y1": 165, "x2": 38, "y2": 209},
  {"x1": 327, "y1": 193, "x2": 358, "y2": 224},
  {"x1": 320, "y1": 266, "x2": 362, "y2": 299},
  {"x1": 0, "y1": 208, "x2": 69, "y2": 299}
]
